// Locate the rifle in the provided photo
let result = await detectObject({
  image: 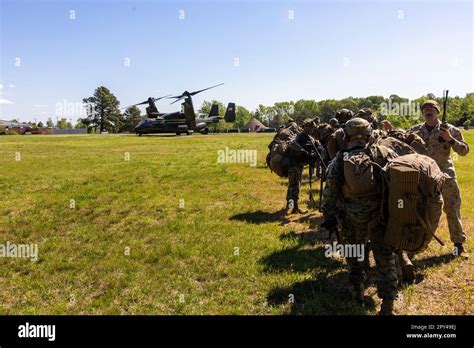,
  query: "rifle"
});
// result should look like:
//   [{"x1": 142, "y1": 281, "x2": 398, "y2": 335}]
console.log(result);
[
  {"x1": 309, "y1": 141, "x2": 327, "y2": 211},
  {"x1": 309, "y1": 141, "x2": 326, "y2": 209},
  {"x1": 438, "y1": 90, "x2": 449, "y2": 143},
  {"x1": 320, "y1": 214, "x2": 344, "y2": 244}
]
